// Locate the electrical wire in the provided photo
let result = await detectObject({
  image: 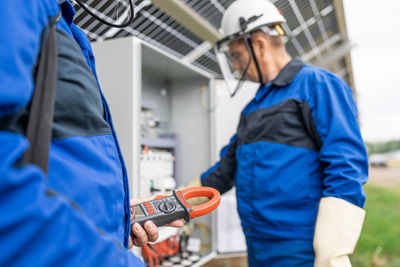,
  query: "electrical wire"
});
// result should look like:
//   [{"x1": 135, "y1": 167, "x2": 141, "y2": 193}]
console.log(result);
[
  {"x1": 200, "y1": 84, "x2": 218, "y2": 112},
  {"x1": 74, "y1": 0, "x2": 135, "y2": 28},
  {"x1": 193, "y1": 222, "x2": 211, "y2": 251}
]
